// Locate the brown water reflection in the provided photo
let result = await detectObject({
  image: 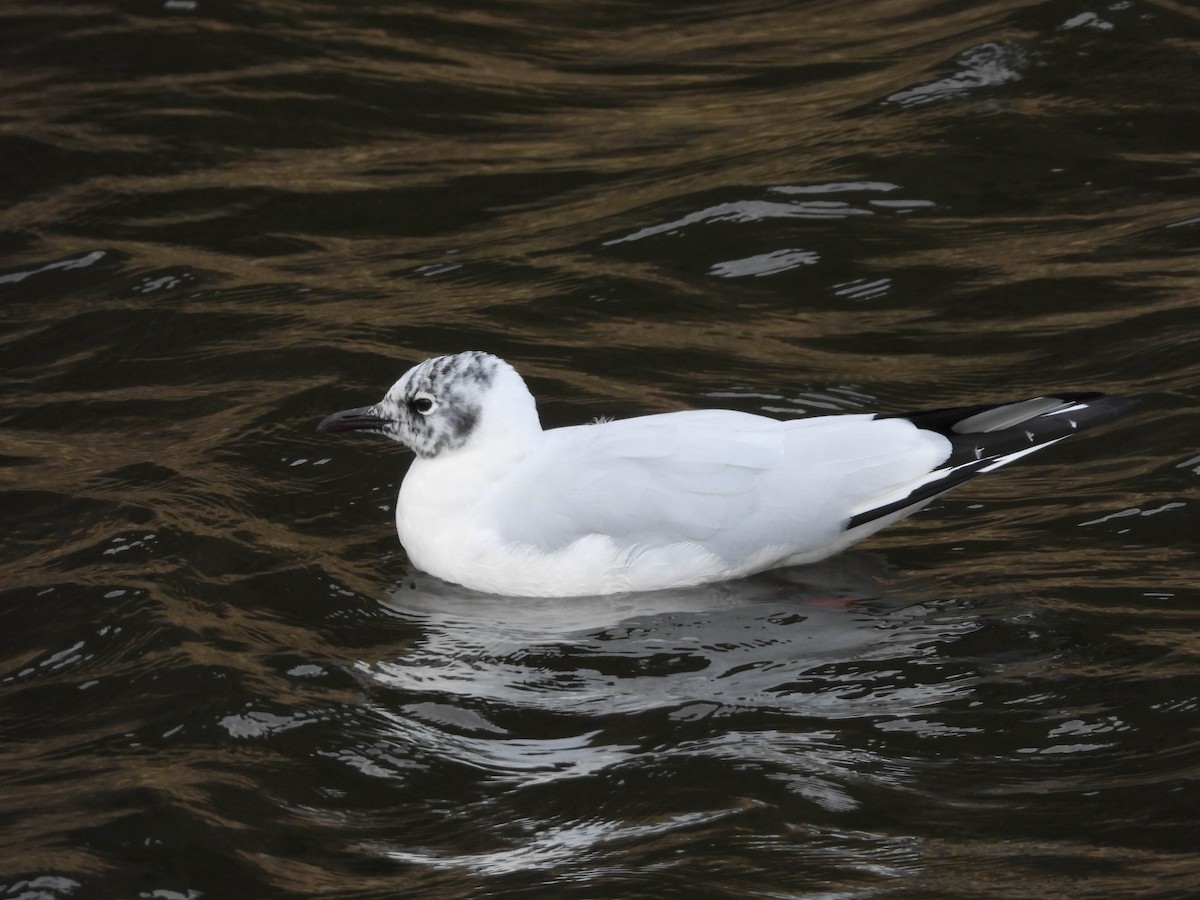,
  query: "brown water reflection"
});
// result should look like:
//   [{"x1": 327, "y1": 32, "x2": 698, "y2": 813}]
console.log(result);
[{"x1": 2, "y1": 0, "x2": 1199, "y2": 897}]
